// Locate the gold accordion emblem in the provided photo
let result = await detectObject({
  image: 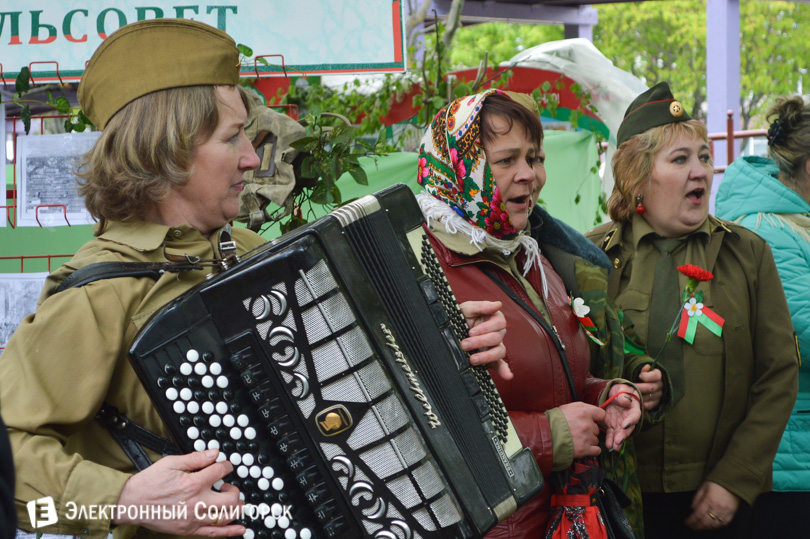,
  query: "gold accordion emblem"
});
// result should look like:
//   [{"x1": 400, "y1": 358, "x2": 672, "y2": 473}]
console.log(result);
[{"x1": 316, "y1": 405, "x2": 353, "y2": 436}]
